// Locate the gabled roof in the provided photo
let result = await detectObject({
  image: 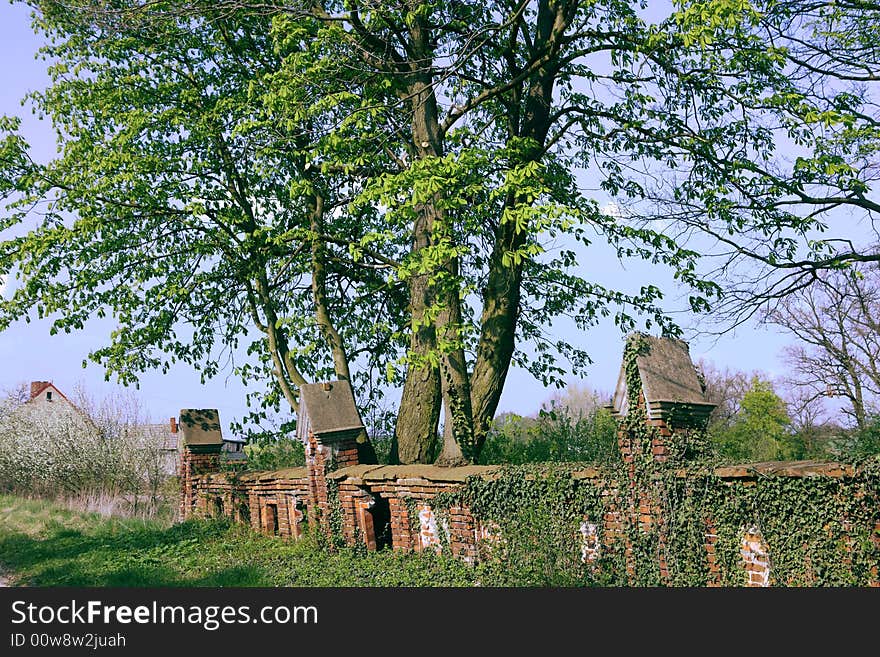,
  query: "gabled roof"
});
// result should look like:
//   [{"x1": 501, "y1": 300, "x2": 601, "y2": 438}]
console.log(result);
[
  {"x1": 612, "y1": 334, "x2": 716, "y2": 420},
  {"x1": 178, "y1": 408, "x2": 223, "y2": 446},
  {"x1": 28, "y1": 381, "x2": 73, "y2": 406},
  {"x1": 298, "y1": 380, "x2": 365, "y2": 441}
]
